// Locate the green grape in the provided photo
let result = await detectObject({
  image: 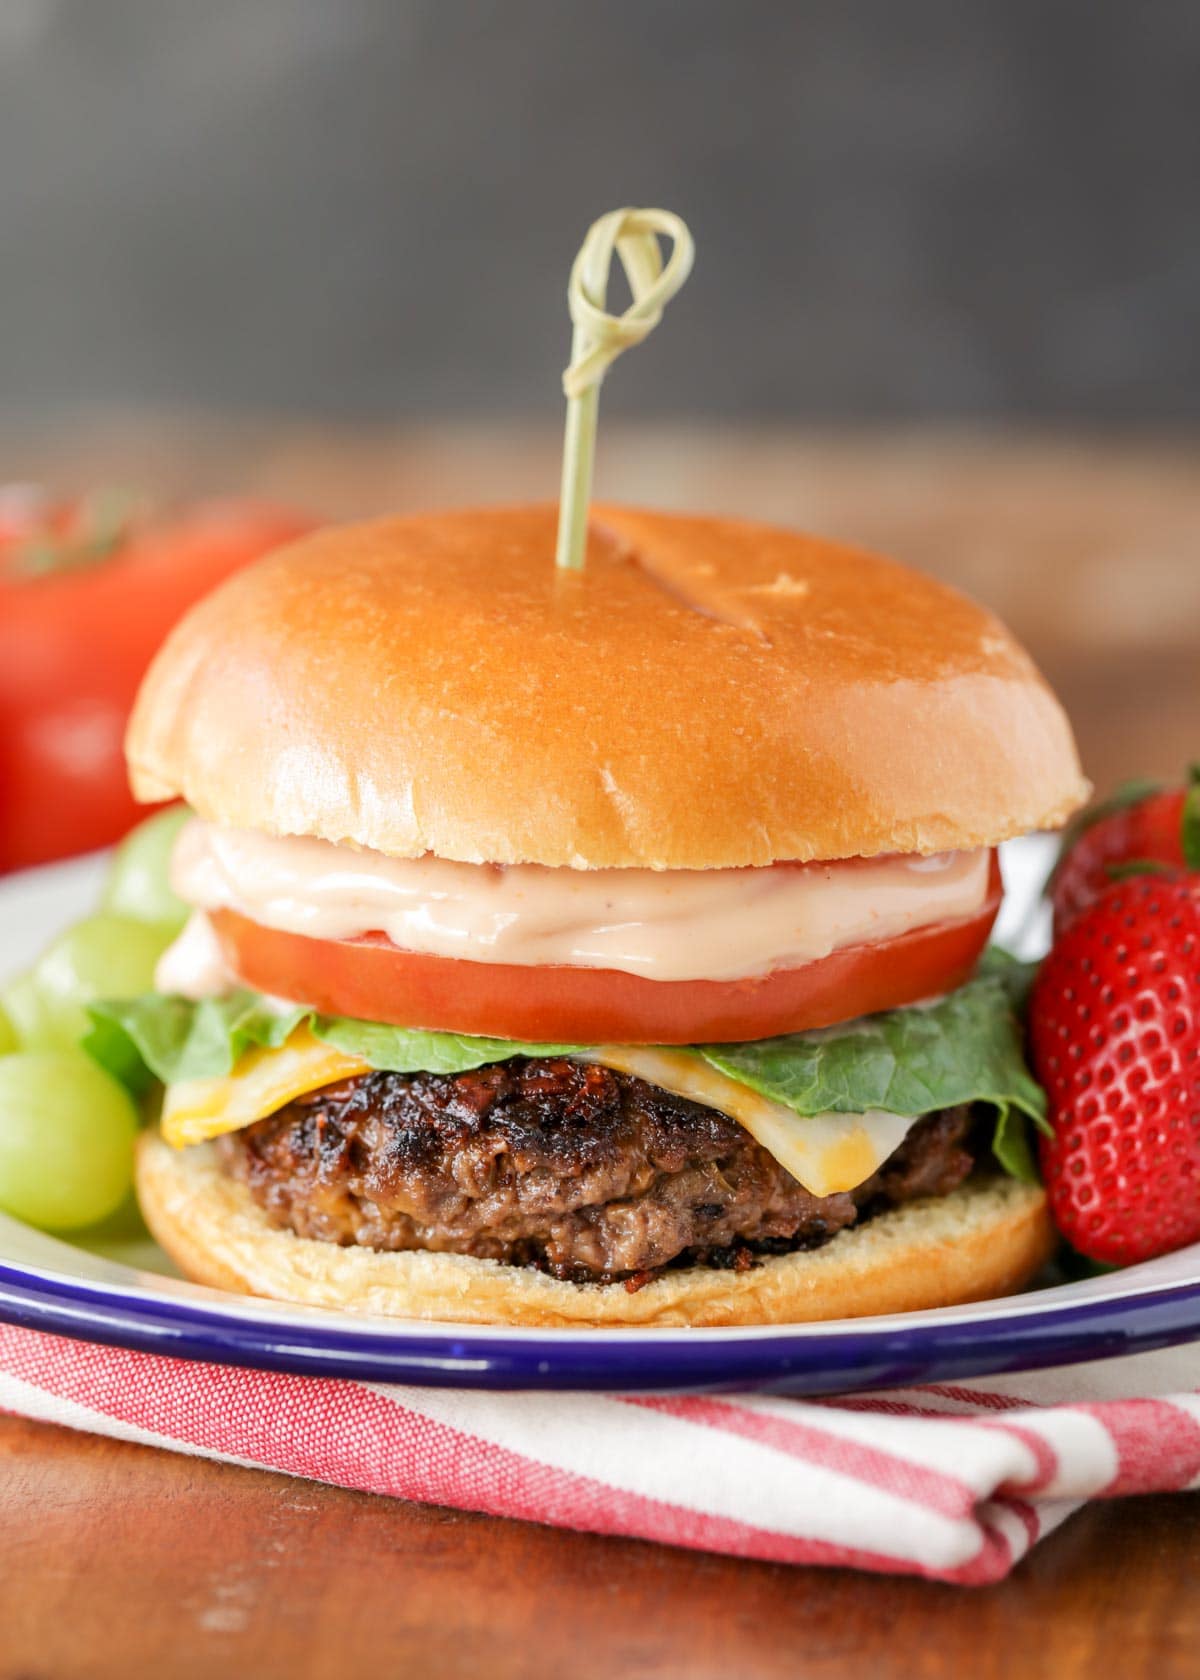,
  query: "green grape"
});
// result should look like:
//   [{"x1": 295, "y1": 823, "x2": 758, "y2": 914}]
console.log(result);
[
  {"x1": 101, "y1": 805, "x2": 191, "y2": 930},
  {"x1": 0, "y1": 1051, "x2": 138, "y2": 1230},
  {"x1": 1, "y1": 973, "x2": 69, "y2": 1051},
  {"x1": 0, "y1": 1006, "x2": 16, "y2": 1056},
  {"x1": 33, "y1": 913, "x2": 173, "y2": 1046}
]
